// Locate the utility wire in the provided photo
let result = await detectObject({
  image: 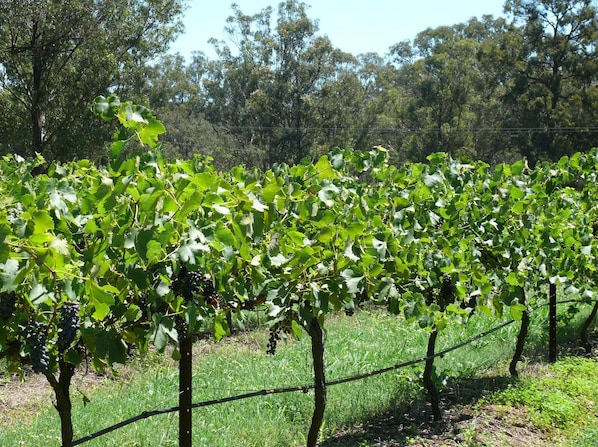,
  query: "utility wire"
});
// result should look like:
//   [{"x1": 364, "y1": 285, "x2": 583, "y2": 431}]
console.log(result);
[{"x1": 192, "y1": 125, "x2": 598, "y2": 133}]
